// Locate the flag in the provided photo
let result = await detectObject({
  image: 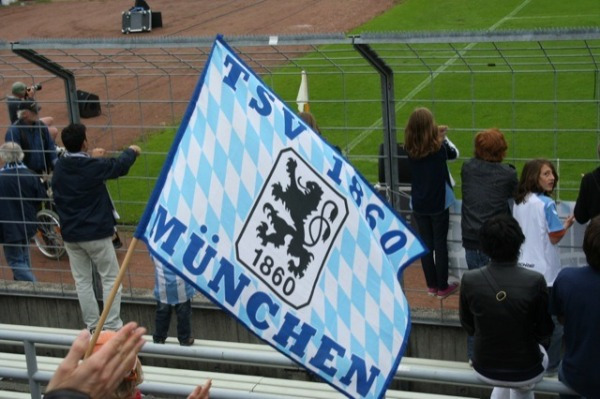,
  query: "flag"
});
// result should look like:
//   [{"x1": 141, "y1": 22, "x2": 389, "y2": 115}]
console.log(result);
[
  {"x1": 135, "y1": 36, "x2": 426, "y2": 399},
  {"x1": 296, "y1": 70, "x2": 309, "y2": 112}
]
